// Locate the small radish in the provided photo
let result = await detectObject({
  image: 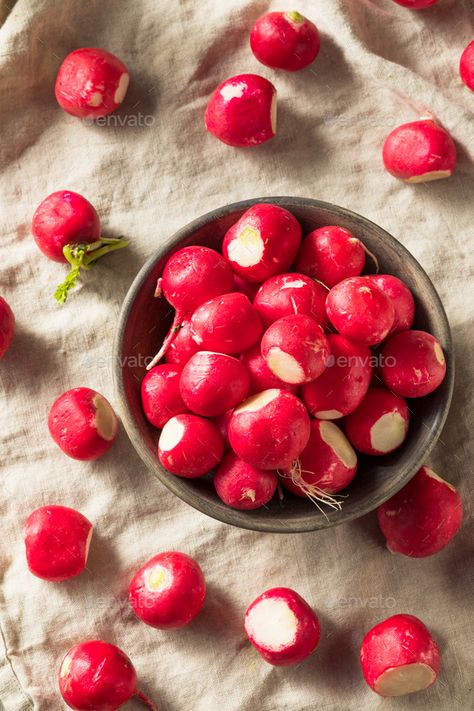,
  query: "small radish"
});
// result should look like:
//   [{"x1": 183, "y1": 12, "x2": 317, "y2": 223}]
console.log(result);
[
  {"x1": 205, "y1": 74, "x2": 277, "y2": 147},
  {"x1": 129, "y1": 551, "x2": 206, "y2": 629},
  {"x1": 141, "y1": 365, "x2": 189, "y2": 429},
  {"x1": 245, "y1": 587, "x2": 320, "y2": 666},
  {"x1": 24, "y1": 505, "x2": 92, "y2": 582},
  {"x1": 214, "y1": 452, "x2": 278, "y2": 510},
  {"x1": 158, "y1": 414, "x2": 223, "y2": 477},
  {"x1": 233, "y1": 274, "x2": 260, "y2": 301},
  {"x1": 460, "y1": 40, "x2": 474, "y2": 91},
  {"x1": 250, "y1": 11, "x2": 320, "y2": 72},
  {"x1": 377, "y1": 465, "x2": 463, "y2": 557},
  {"x1": 301, "y1": 334, "x2": 372, "y2": 419},
  {"x1": 380, "y1": 329, "x2": 446, "y2": 397},
  {"x1": 55, "y1": 48, "x2": 129, "y2": 119},
  {"x1": 211, "y1": 409, "x2": 233, "y2": 450},
  {"x1": 48, "y1": 387, "x2": 118, "y2": 460},
  {"x1": 0, "y1": 296, "x2": 15, "y2": 358},
  {"x1": 365, "y1": 274, "x2": 415, "y2": 334},
  {"x1": 281, "y1": 420, "x2": 357, "y2": 503},
  {"x1": 295, "y1": 226, "x2": 366, "y2": 288},
  {"x1": 222, "y1": 203, "x2": 302, "y2": 283},
  {"x1": 253, "y1": 273, "x2": 328, "y2": 329},
  {"x1": 228, "y1": 389, "x2": 310, "y2": 469},
  {"x1": 240, "y1": 343, "x2": 299, "y2": 395},
  {"x1": 32, "y1": 190, "x2": 128, "y2": 303},
  {"x1": 360, "y1": 614, "x2": 440, "y2": 697},
  {"x1": 59, "y1": 640, "x2": 157, "y2": 710},
  {"x1": 164, "y1": 317, "x2": 200, "y2": 367},
  {"x1": 391, "y1": 0, "x2": 439, "y2": 7},
  {"x1": 261, "y1": 314, "x2": 330, "y2": 385},
  {"x1": 345, "y1": 387, "x2": 409, "y2": 456},
  {"x1": 382, "y1": 119, "x2": 456, "y2": 183},
  {"x1": 190, "y1": 292, "x2": 263, "y2": 354},
  {"x1": 326, "y1": 277, "x2": 395, "y2": 346},
  {"x1": 179, "y1": 351, "x2": 249, "y2": 417}
]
